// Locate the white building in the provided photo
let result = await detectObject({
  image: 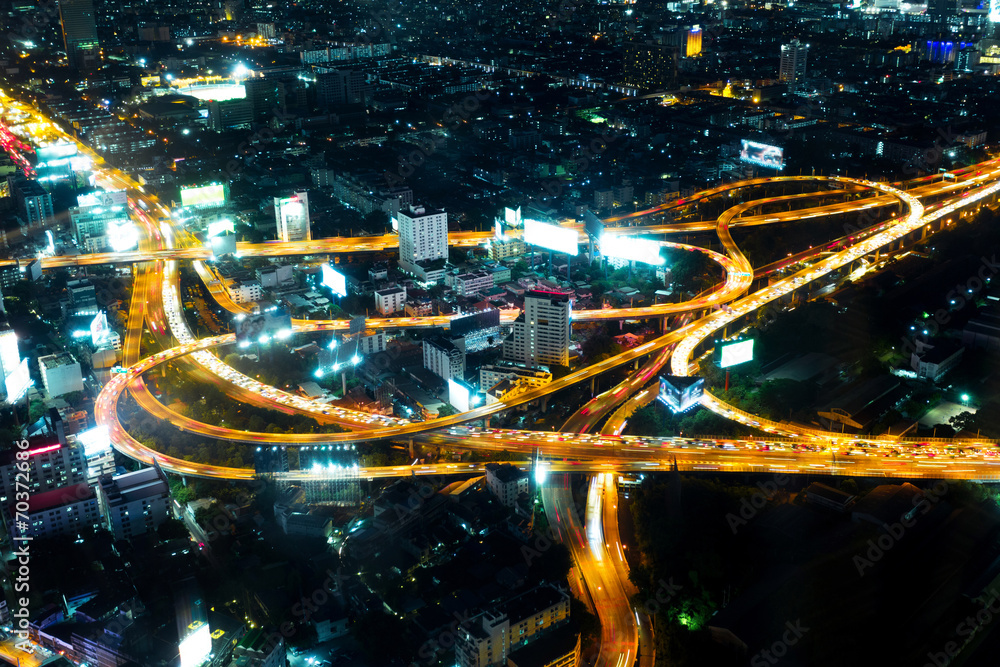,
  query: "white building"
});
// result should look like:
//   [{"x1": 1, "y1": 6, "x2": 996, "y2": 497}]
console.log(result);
[
  {"x1": 397, "y1": 204, "x2": 448, "y2": 277},
  {"x1": 357, "y1": 330, "x2": 386, "y2": 354},
  {"x1": 503, "y1": 291, "x2": 571, "y2": 368},
  {"x1": 453, "y1": 271, "x2": 494, "y2": 297},
  {"x1": 484, "y1": 463, "x2": 528, "y2": 507},
  {"x1": 228, "y1": 279, "x2": 264, "y2": 304},
  {"x1": 97, "y1": 467, "x2": 172, "y2": 541},
  {"x1": 11, "y1": 482, "x2": 101, "y2": 540},
  {"x1": 38, "y1": 352, "x2": 84, "y2": 397},
  {"x1": 374, "y1": 286, "x2": 406, "y2": 315},
  {"x1": 779, "y1": 39, "x2": 809, "y2": 90},
  {"x1": 423, "y1": 337, "x2": 465, "y2": 381},
  {"x1": 275, "y1": 191, "x2": 311, "y2": 242}
]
